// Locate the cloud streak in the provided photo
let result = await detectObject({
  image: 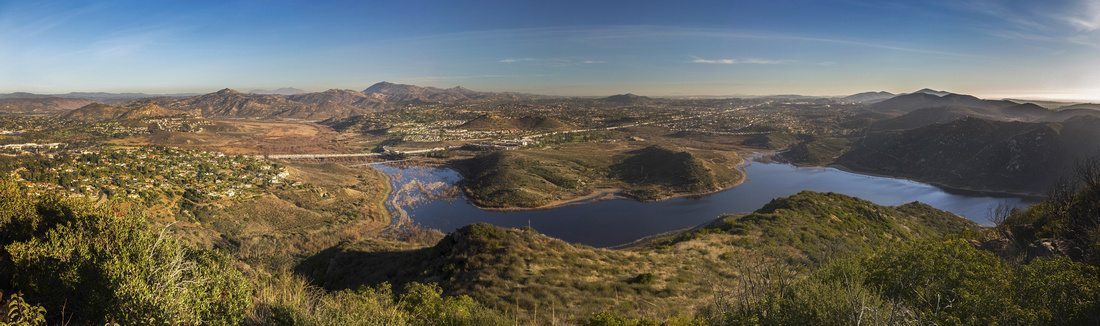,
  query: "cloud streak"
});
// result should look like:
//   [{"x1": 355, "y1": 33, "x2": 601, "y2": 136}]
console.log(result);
[
  {"x1": 690, "y1": 56, "x2": 787, "y2": 64},
  {"x1": 499, "y1": 58, "x2": 534, "y2": 63}
]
